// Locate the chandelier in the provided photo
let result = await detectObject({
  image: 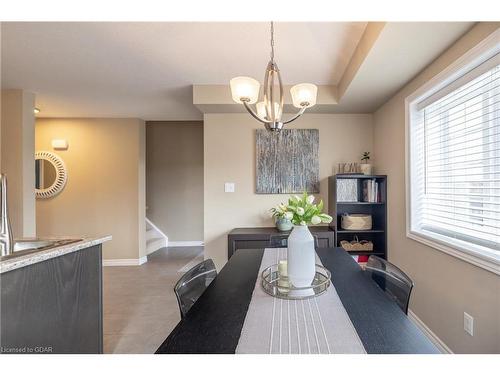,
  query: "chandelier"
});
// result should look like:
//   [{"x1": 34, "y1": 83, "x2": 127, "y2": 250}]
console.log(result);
[{"x1": 230, "y1": 22, "x2": 318, "y2": 132}]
